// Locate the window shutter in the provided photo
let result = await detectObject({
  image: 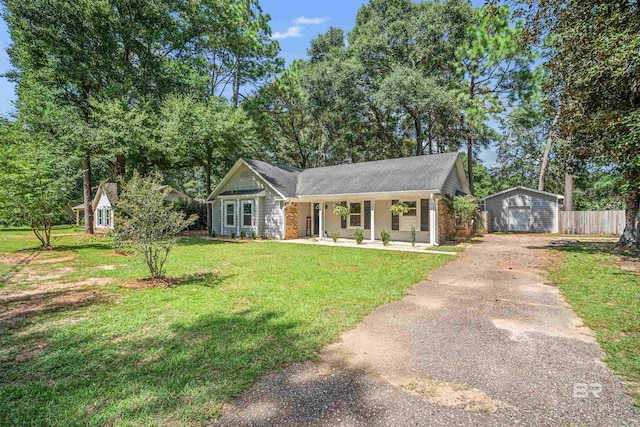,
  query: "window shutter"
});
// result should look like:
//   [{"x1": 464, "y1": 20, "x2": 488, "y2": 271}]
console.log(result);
[
  {"x1": 391, "y1": 199, "x2": 399, "y2": 231},
  {"x1": 364, "y1": 201, "x2": 371, "y2": 230},
  {"x1": 340, "y1": 201, "x2": 347, "y2": 229},
  {"x1": 421, "y1": 199, "x2": 429, "y2": 231}
]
